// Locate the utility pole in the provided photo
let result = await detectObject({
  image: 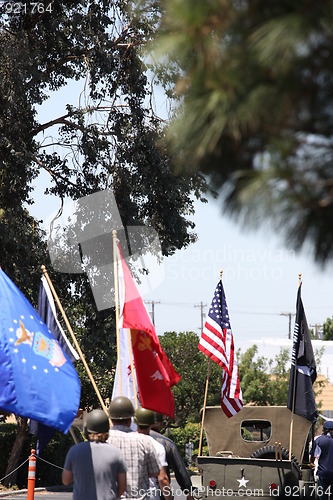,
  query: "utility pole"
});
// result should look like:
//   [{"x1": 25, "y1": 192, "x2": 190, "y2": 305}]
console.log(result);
[
  {"x1": 310, "y1": 323, "x2": 323, "y2": 339},
  {"x1": 280, "y1": 312, "x2": 295, "y2": 339},
  {"x1": 144, "y1": 300, "x2": 160, "y2": 326},
  {"x1": 195, "y1": 302, "x2": 207, "y2": 333}
]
